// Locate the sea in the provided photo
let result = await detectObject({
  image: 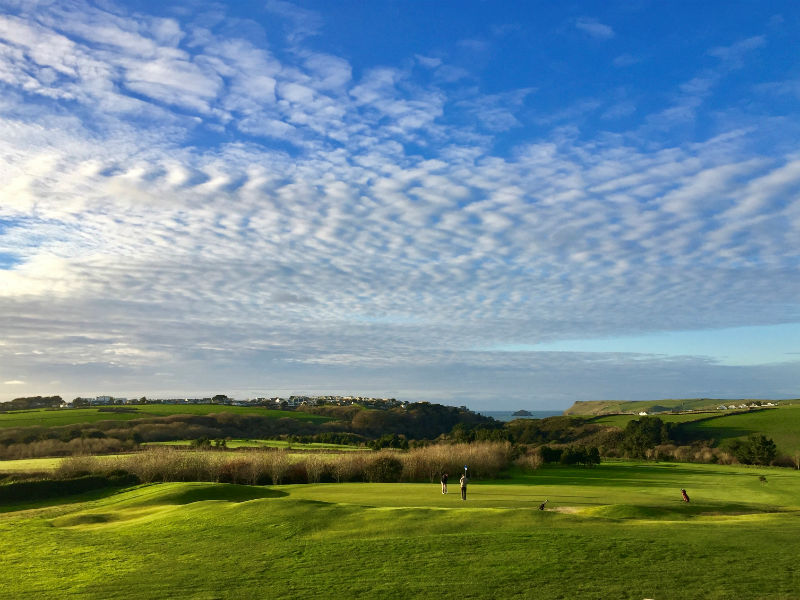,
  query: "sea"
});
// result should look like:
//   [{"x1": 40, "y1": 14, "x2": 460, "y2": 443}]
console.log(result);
[{"x1": 477, "y1": 410, "x2": 563, "y2": 422}]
